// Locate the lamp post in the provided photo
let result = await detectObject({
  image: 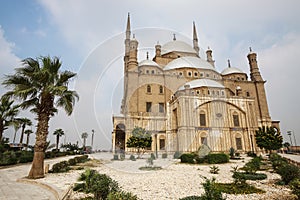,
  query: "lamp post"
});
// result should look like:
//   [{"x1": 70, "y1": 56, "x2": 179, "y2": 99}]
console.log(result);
[
  {"x1": 288, "y1": 130, "x2": 297, "y2": 153},
  {"x1": 287, "y1": 131, "x2": 293, "y2": 152},
  {"x1": 91, "y1": 129, "x2": 94, "y2": 152}
]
